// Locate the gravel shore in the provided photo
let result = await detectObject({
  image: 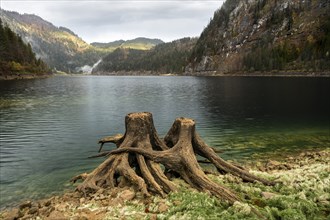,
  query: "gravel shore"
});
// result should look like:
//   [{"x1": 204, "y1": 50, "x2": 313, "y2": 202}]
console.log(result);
[{"x1": 1, "y1": 149, "x2": 329, "y2": 220}]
